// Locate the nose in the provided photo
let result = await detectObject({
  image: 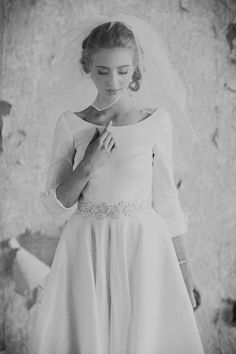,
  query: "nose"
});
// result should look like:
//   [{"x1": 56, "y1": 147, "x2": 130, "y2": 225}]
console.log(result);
[{"x1": 106, "y1": 72, "x2": 119, "y2": 88}]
